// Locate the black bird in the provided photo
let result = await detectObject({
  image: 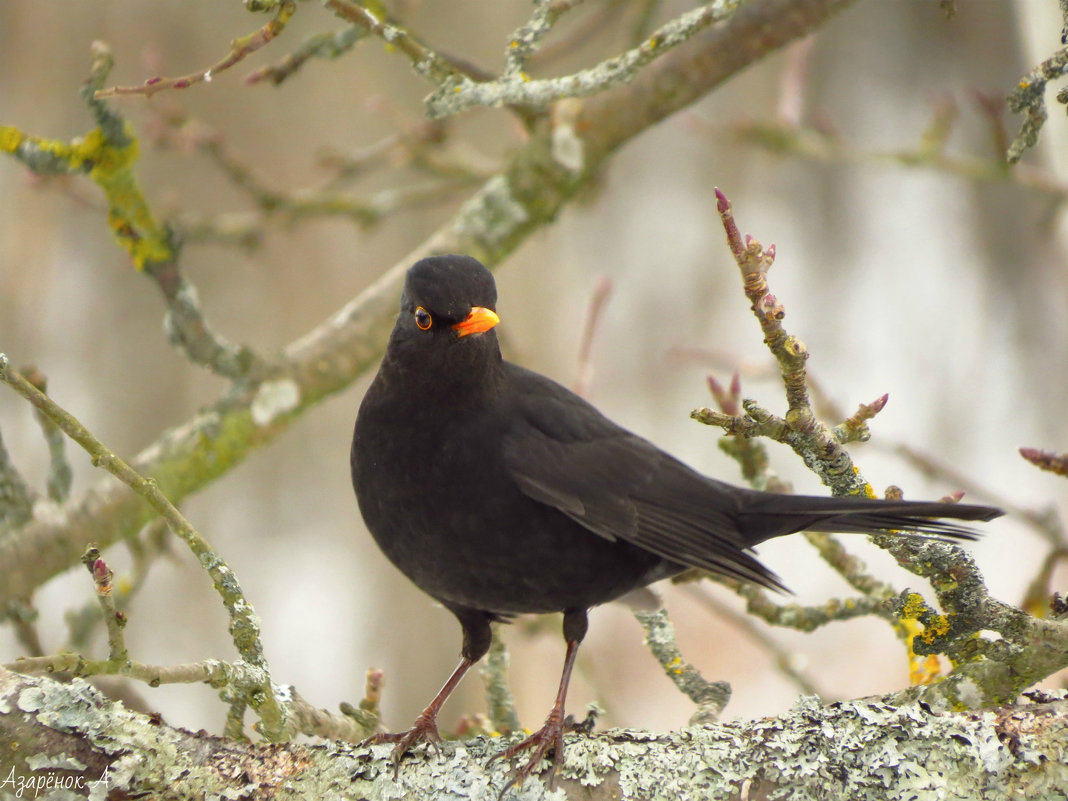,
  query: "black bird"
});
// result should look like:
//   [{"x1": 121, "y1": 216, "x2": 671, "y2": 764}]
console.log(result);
[{"x1": 351, "y1": 254, "x2": 1001, "y2": 787}]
